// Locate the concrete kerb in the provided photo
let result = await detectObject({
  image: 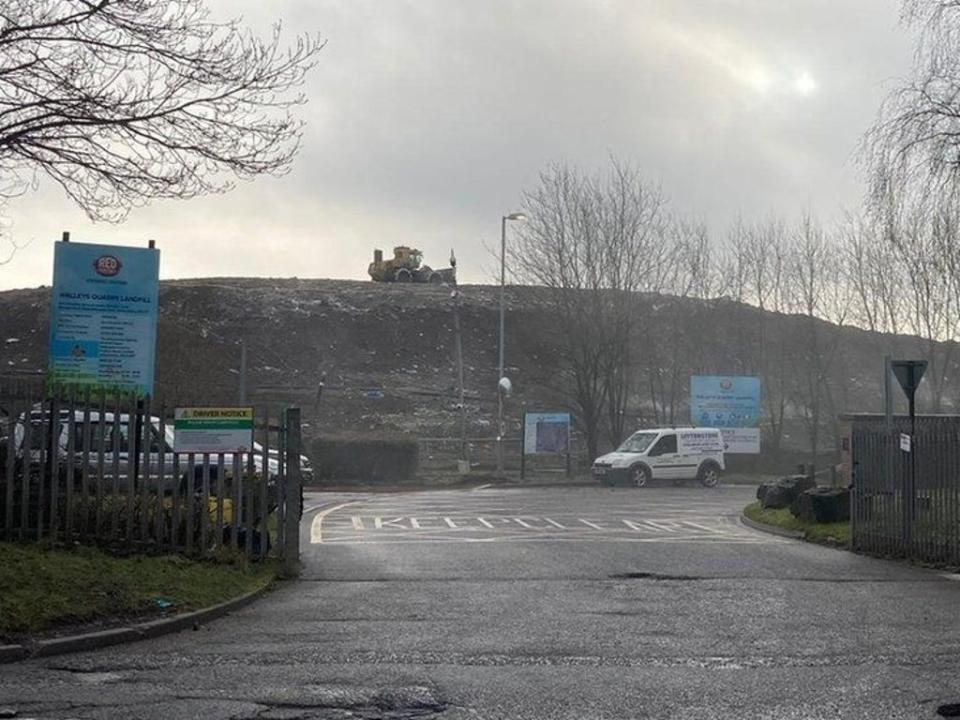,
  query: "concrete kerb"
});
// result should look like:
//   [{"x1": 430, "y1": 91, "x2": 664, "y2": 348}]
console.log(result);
[
  {"x1": 1, "y1": 583, "x2": 274, "y2": 664},
  {"x1": 739, "y1": 512, "x2": 806, "y2": 540}
]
